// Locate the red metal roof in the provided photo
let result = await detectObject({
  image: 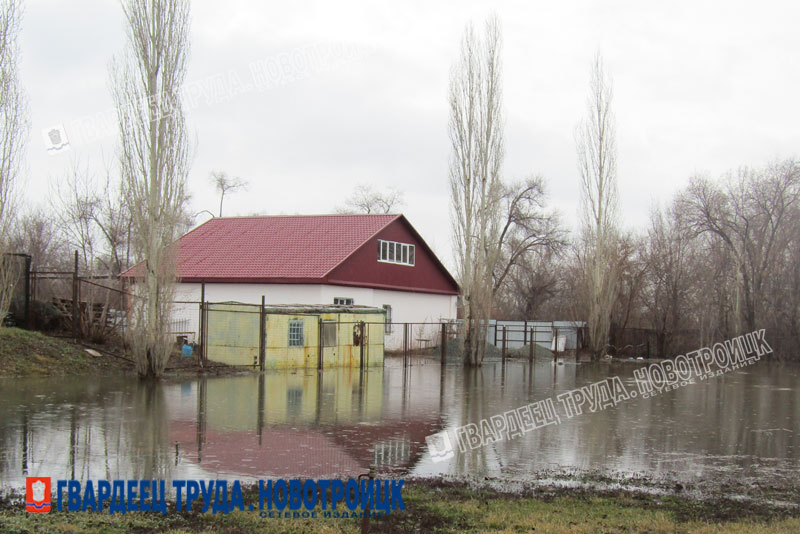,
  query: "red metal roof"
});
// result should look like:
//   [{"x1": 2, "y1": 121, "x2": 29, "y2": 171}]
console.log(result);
[
  {"x1": 169, "y1": 214, "x2": 397, "y2": 282},
  {"x1": 121, "y1": 214, "x2": 459, "y2": 294}
]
